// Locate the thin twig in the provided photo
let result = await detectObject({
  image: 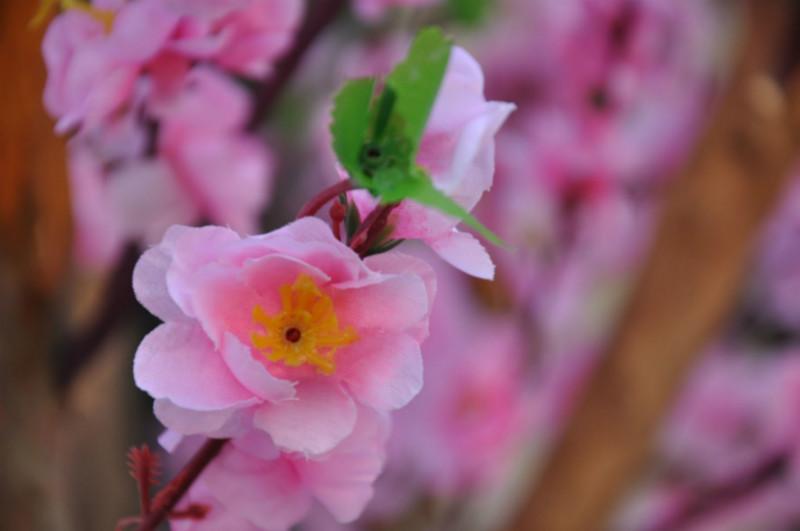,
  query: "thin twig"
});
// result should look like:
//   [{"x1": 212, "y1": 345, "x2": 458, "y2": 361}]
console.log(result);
[
  {"x1": 136, "y1": 438, "x2": 228, "y2": 531},
  {"x1": 247, "y1": 0, "x2": 349, "y2": 131},
  {"x1": 296, "y1": 179, "x2": 354, "y2": 218}
]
